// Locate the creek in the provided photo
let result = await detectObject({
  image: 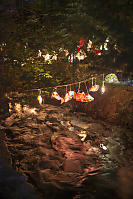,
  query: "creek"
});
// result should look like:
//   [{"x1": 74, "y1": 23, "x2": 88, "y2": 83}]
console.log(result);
[{"x1": 0, "y1": 92, "x2": 133, "y2": 199}]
